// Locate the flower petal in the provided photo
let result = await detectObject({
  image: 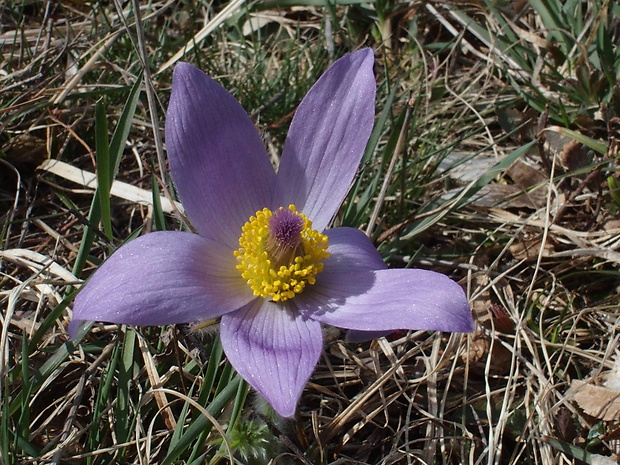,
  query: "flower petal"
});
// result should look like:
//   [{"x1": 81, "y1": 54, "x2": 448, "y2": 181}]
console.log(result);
[
  {"x1": 71, "y1": 232, "x2": 253, "y2": 334},
  {"x1": 220, "y1": 299, "x2": 323, "y2": 417},
  {"x1": 166, "y1": 63, "x2": 276, "y2": 248},
  {"x1": 324, "y1": 227, "x2": 386, "y2": 273},
  {"x1": 297, "y1": 269, "x2": 473, "y2": 333},
  {"x1": 274, "y1": 49, "x2": 376, "y2": 231},
  {"x1": 320, "y1": 228, "x2": 387, "y2": 344}
]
